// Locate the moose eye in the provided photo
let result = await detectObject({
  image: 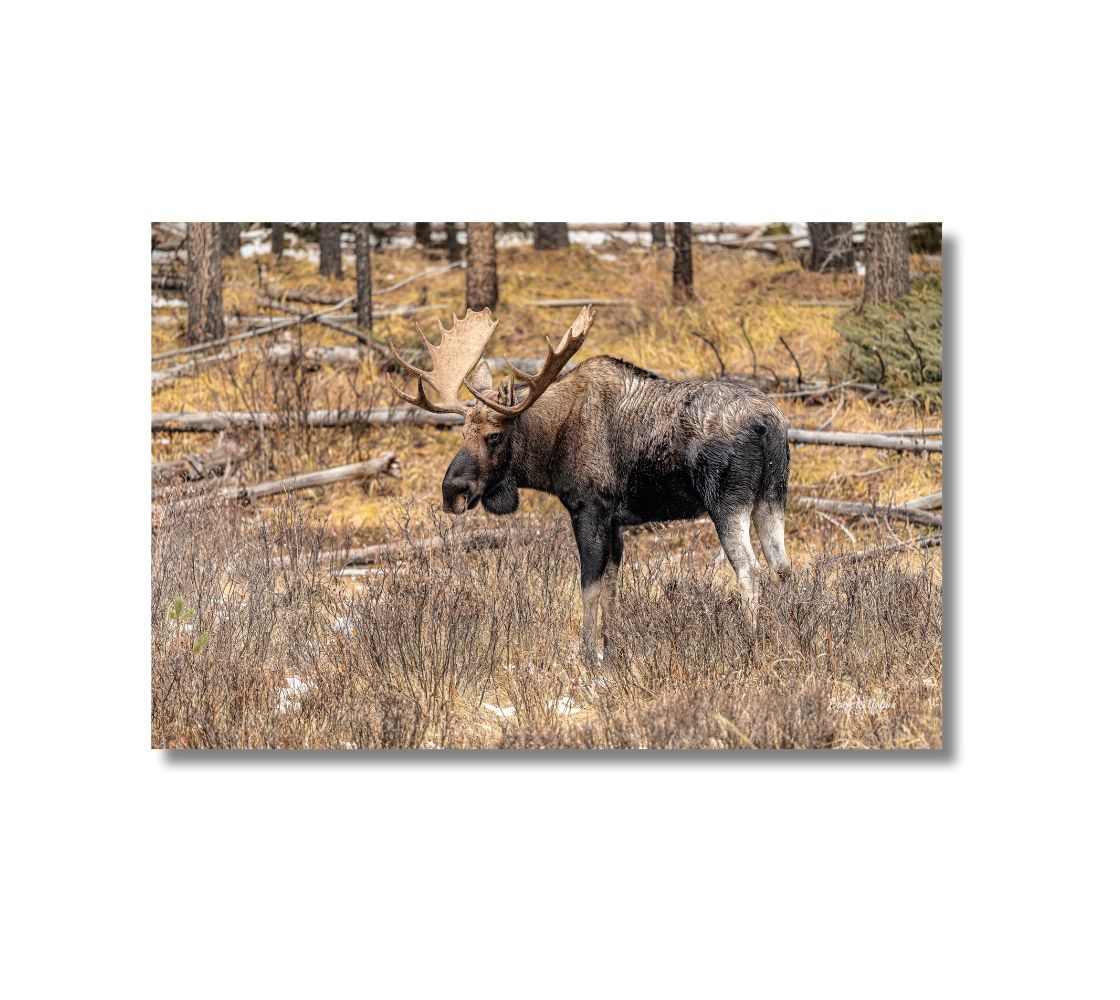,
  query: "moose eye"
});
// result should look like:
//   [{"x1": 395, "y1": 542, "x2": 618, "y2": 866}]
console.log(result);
[{"x1": 486, "y1": 433, "x2": 502, "y2": 447}]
